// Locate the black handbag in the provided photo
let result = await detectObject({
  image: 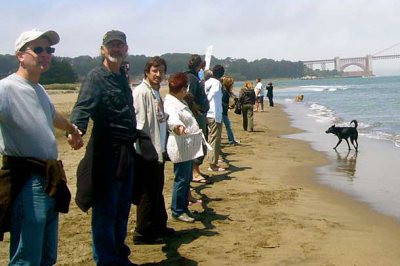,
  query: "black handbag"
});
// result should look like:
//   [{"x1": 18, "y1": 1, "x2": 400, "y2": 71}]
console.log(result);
[{"x1": 234, "y1": 103, "x2": 242, "y2": 115}]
